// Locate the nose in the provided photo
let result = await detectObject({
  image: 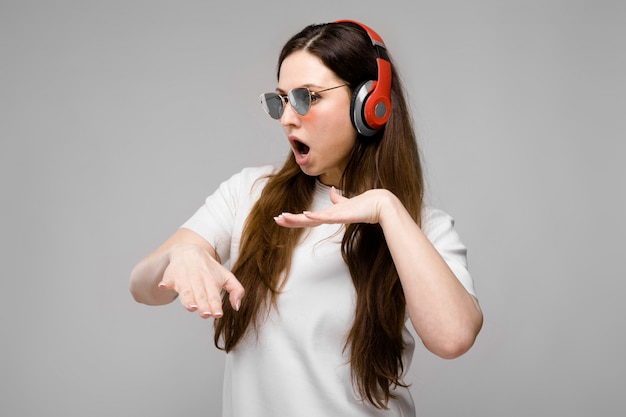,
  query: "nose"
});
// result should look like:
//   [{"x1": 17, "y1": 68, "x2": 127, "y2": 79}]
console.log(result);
[{"x1": 279, "y1": 100, "x2": 301, "y2": 127}]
